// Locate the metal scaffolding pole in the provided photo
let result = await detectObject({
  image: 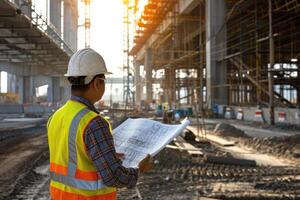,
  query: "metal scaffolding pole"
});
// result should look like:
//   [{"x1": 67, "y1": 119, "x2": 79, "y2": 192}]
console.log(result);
[{"x1": 268, "y1": 0, "x2": 275, "y2": 125}]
